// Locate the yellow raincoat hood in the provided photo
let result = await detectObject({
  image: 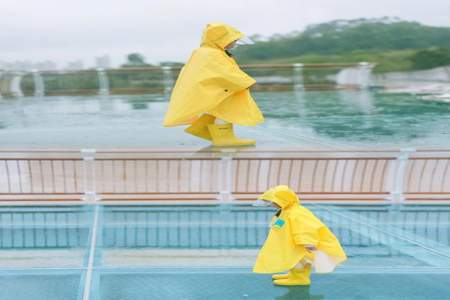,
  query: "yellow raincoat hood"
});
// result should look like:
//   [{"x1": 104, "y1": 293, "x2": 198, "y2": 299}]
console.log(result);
[
  {"x1": 260, "y1": 185, "x2": 299, "y2": 209},
  {"x1": 163, "y1": 23, "x2": 264, "y2": 127},
  {"x1": 254, "y1": 186, "x2": 347, "y2": 274},
  {"x1": 201, "y1": 23, "x2": 244, "y2": 49}
]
